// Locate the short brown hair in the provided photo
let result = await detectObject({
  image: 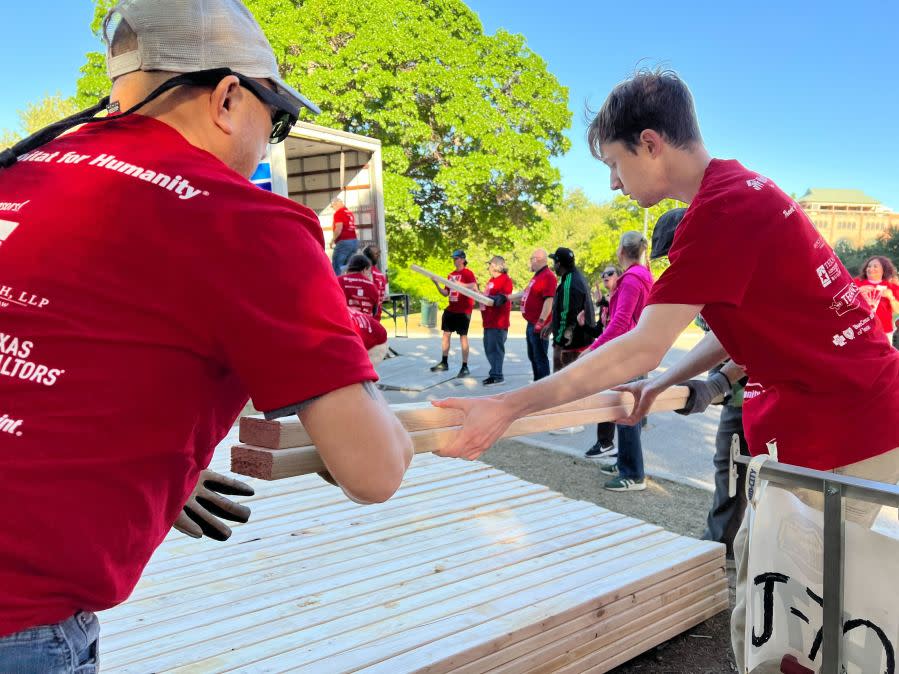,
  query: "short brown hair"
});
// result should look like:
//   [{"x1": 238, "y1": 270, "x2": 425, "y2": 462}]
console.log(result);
[
  {"x1": 859, "y1": 255, "x2": 897, "y2": 281},
  {"x1": 588, "y1": 68, "x2": 702, "y2": 157}
]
